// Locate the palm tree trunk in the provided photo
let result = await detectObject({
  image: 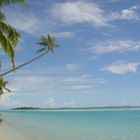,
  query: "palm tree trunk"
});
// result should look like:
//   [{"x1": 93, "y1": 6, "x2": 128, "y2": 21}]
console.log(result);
[{"x1": 0, "y1": 51, "x2": 47, "y2": 77}]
